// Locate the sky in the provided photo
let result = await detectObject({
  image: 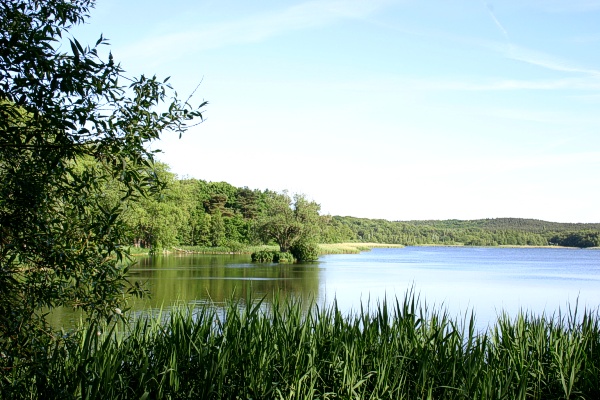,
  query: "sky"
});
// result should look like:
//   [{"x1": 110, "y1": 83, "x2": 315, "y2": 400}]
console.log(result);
[{"x1": 71, "y1": 0, "x2": 600, "y2": 223}]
